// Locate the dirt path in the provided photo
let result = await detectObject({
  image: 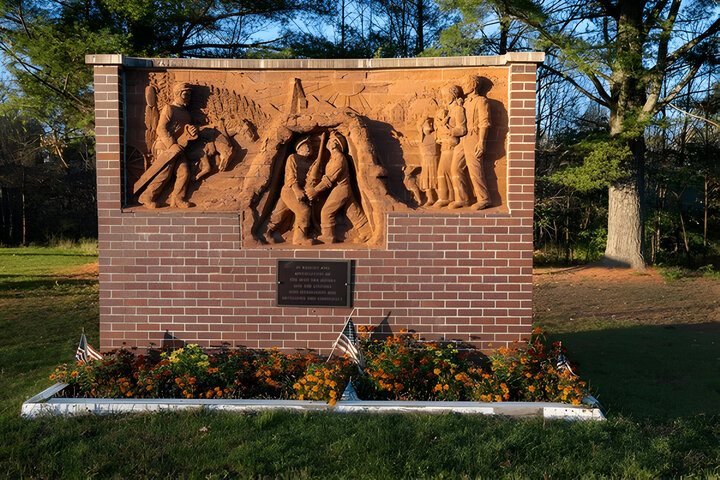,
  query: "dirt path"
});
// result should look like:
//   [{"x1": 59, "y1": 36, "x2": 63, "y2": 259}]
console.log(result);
[
  {"x1": 534, "y1": 265, "x2": 720, "y2": 332},
  {"x1": 54, "y1": 262, "x2": 99, "y2": 279}
]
